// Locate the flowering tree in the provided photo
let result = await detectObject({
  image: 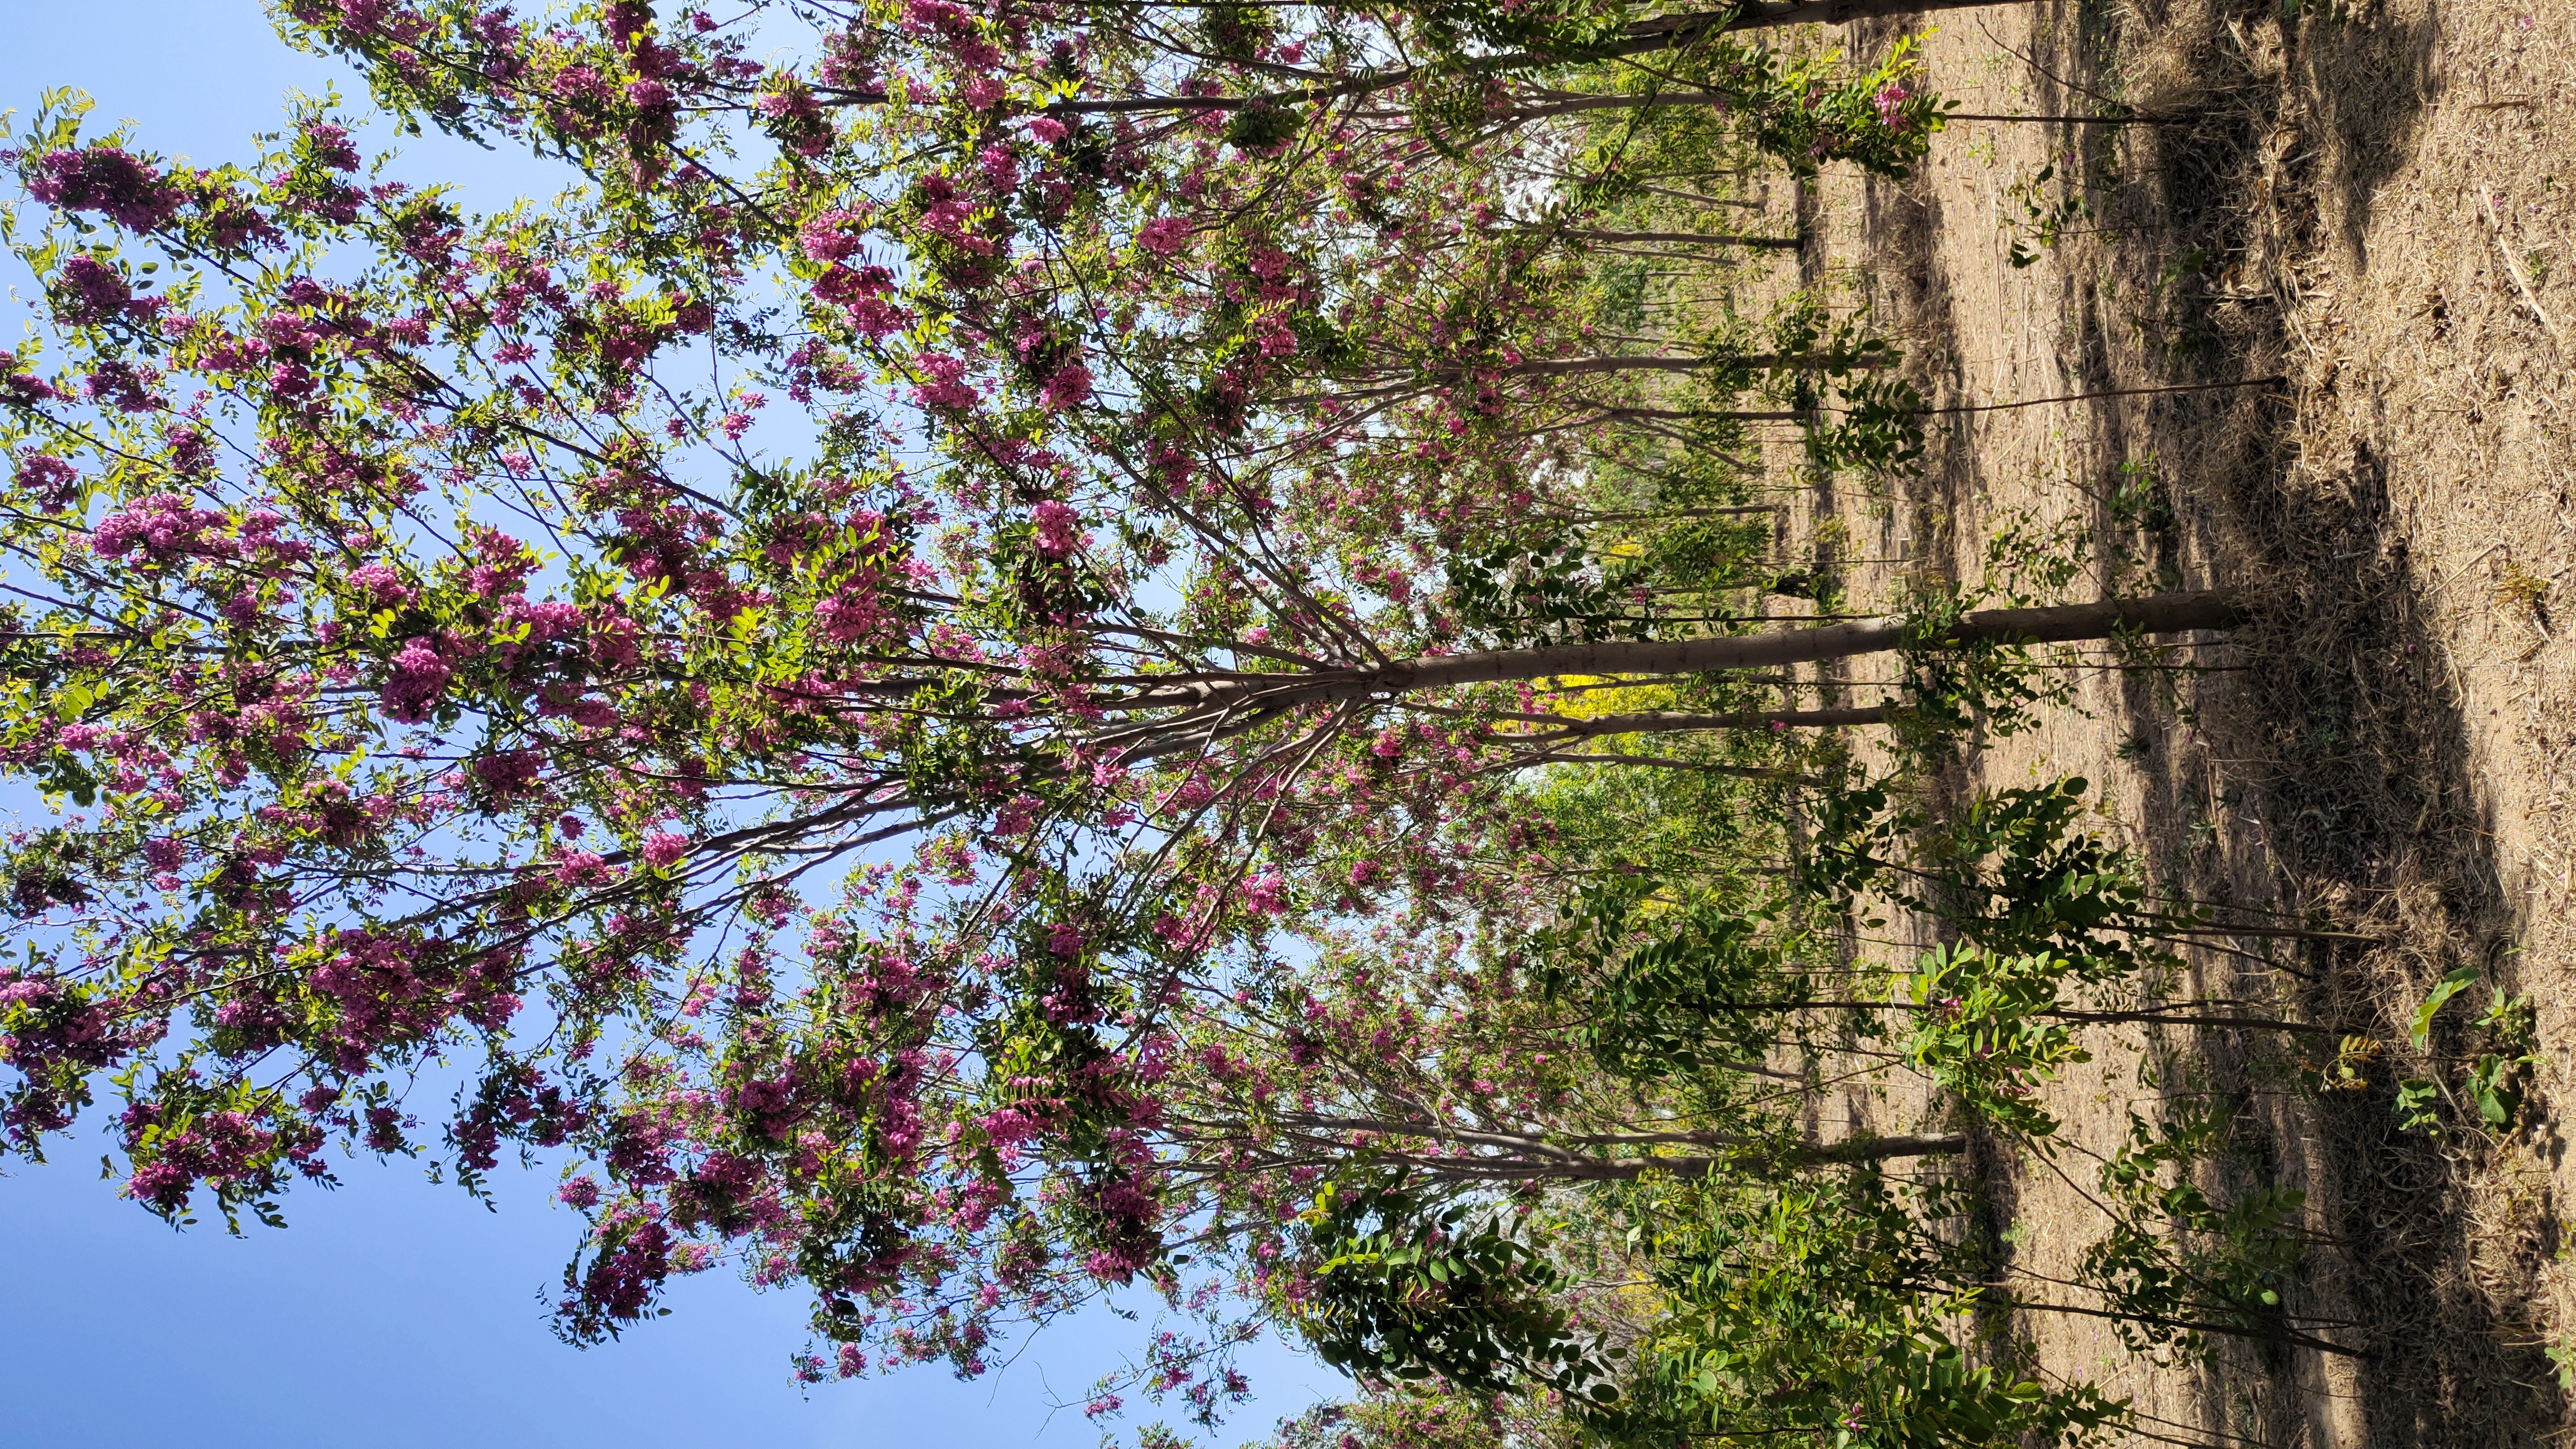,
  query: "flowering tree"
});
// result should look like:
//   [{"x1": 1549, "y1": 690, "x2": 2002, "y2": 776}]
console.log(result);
[{"x1": 0, "y1": 3, "x2": 2277, "y2": 1438}]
